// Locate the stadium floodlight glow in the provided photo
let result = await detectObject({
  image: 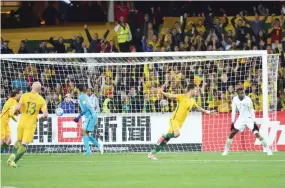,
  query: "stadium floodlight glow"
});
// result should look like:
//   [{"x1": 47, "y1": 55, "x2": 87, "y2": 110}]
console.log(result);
[
  {"x1": 62, "y1": 0, "x2": 72, "y2": 6},
  {"x1": 62, "y1": 0, "x2": 71, "y2": 4}
]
